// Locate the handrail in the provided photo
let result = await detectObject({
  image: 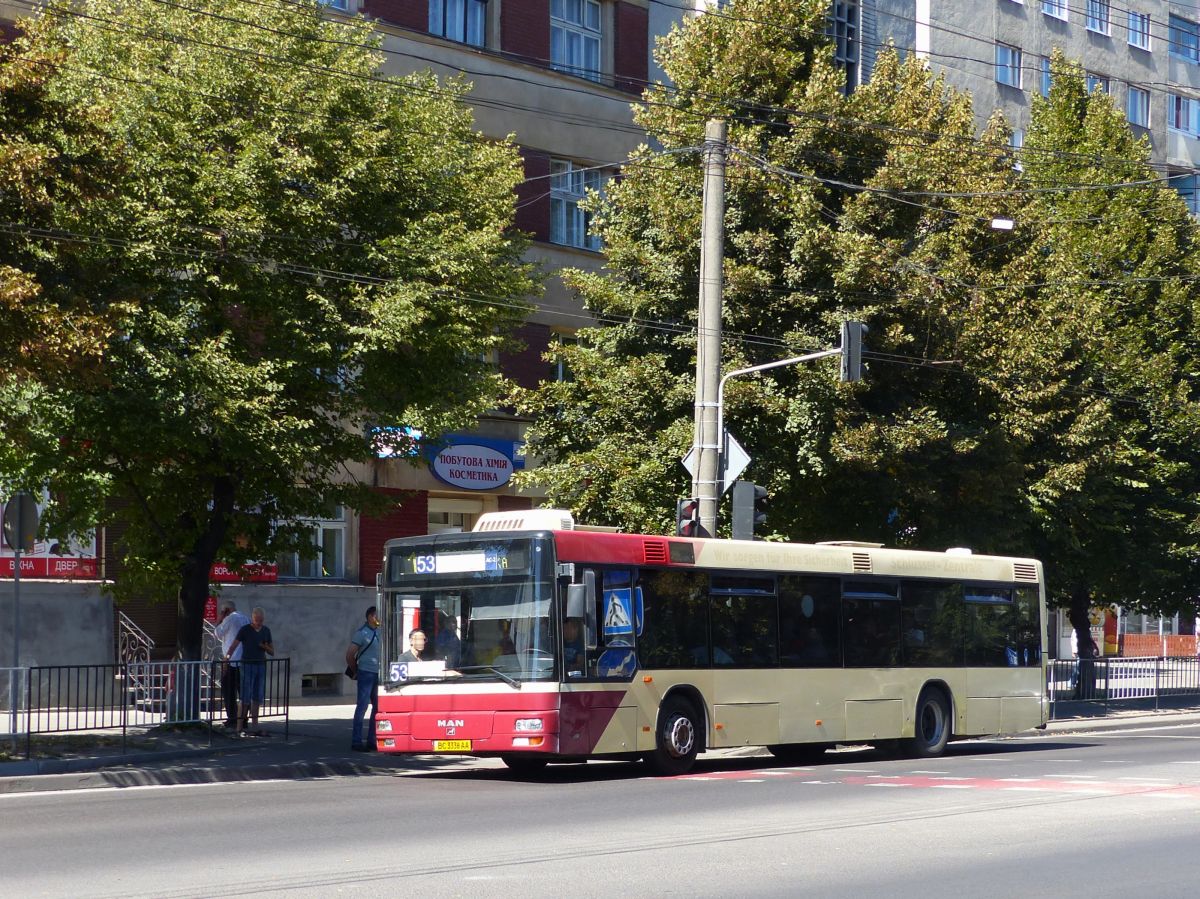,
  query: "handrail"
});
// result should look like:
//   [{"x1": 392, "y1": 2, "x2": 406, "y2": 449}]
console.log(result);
[{"x1": 117, "y1": 610, "x2": 155, "y2": 666}]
